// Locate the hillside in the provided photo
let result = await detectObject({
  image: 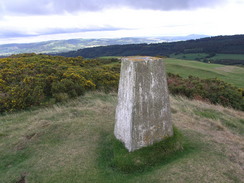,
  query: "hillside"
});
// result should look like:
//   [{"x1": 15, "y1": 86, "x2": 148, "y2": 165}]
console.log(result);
[
  {"x1": 170, "y1": 53, "x2": 244, "y2": 65},
  {"x1": 0, "y1": 92, "x2": 243, "y2": 183},
  {"x1": 0, "y1": 38, "x2": 162, "y2": 56},
  {"x1": 57, "y1": 35, "x2": 244, "y2": 65},
  {"x1": 0, "y1": 35, "x2": 208, "y2": 56}
]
